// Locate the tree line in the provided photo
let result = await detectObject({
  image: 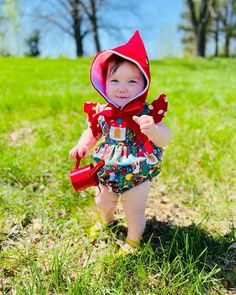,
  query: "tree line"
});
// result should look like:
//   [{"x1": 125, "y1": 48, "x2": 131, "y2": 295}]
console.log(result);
[
  {"x1": 0, "y1": 0, "x2": 138, "y2": 57},
  {"x1": 0, "y1": 0, "x2": 235, "y2": 58},
  {"x1": 180, "y1": 0, "x2": 236, "y2": 57}
]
